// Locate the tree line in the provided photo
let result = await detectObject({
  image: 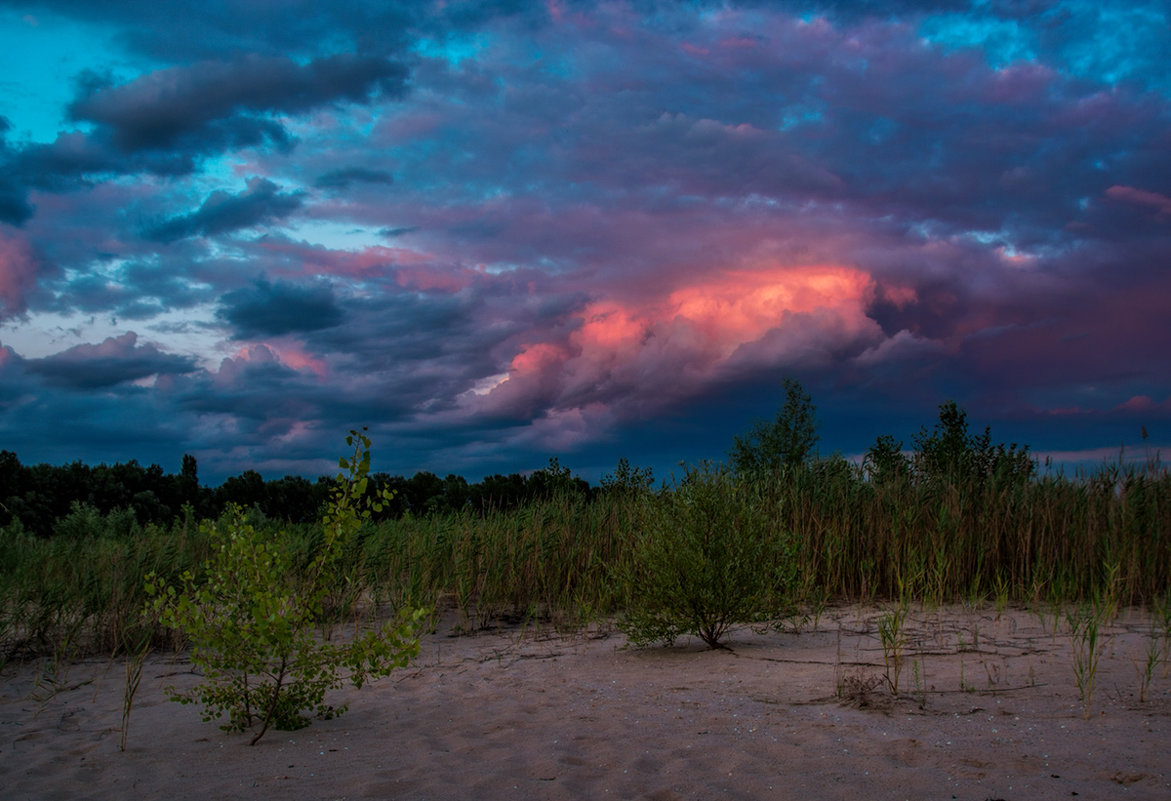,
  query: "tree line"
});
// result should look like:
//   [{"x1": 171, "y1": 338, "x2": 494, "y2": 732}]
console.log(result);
[
  {"x1": 0, "y1": 381, "x2": 1067, "y2": 539},
  {"x1": 0, "y1": 449, "x2": 593, "y2": 538}
]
